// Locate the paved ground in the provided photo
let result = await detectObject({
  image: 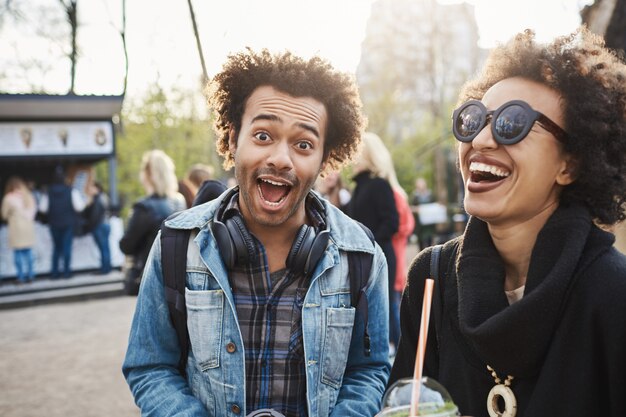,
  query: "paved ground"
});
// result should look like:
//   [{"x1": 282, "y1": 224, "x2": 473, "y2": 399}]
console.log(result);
[
  {"x1": 0, "y1": 295, "x2": 140, "y2": 417},
  {"x1": 0, "y1": 242, "x2": 422, "y2": 417}
]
